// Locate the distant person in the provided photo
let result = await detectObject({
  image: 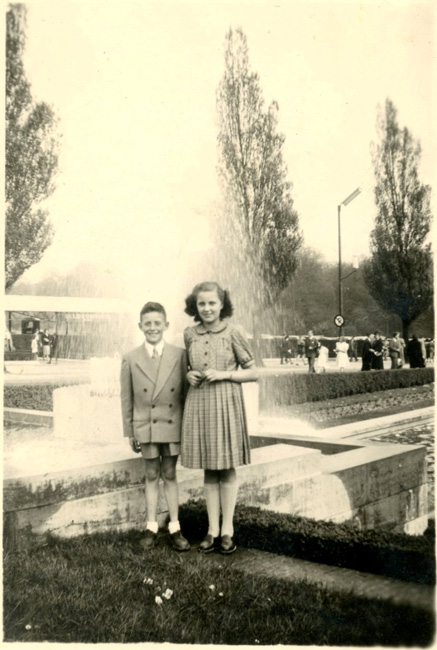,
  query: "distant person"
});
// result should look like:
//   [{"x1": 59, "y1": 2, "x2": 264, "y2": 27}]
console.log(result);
[
  {"x1": 31, "y1": 331, "x2": 40, "y2": 360},
  {"x1": 305, "y1": 330, "x2": 319, "y2": 374},
  {"x1": 371, "y1": 332, "x2": 384, "y2": 370},
  {"x1": 407, "y1": 335, "x2": 425, "y2": 368},
  {"x1": 315, "y1": 344, "x2": 329, "y2": 373},
  {"x1": 348, "y1": 336, "x2": 358, "y2": 362},
  {"x1": 120, "y1": 301, "x2": 190, "y2": 552},
  {"x1": 280, "y1": 335, "x2": 292, "y2": 365},
  {"x1": 428, "y1": 339, "x2": 434, "y2": 363},
  {"x1": 398, "y1": 335, "x2": 406, "y2": 368},
  {"x1": 388, "y1": 332, "x2": 401, "y2": 369},
  {"x1": 335, "y1": 336, "x2": 349, "y2": 371},
  {"x1": 361, "y1": 333, "x2": 374, "y2": 371},
  {"x1": 4, "y1": 327, "x2": 14, "y2": 352},
  {"x1": 420, "y1": 338, "x2": 427, "y2": 364},
  {"x1": 42, "y1": 329, "x2": 51, "y2": 364},
  {"x1": 50, "y1": 332, "x2": 59, "y2": 364},
  {"x1": 297, "y1": 335, "x2": 305, "y2": 360}
]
